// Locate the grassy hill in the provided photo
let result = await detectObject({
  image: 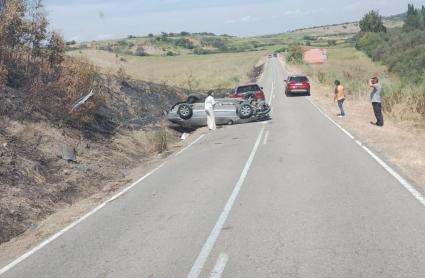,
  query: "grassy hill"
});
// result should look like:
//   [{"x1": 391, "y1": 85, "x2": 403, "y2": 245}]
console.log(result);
[
  {"x1": 68, "y1": 13, "x2": 403, "y2": 58},
  {"x1": 68, "y1": 32, "x2": 279, "y2": 57}
]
